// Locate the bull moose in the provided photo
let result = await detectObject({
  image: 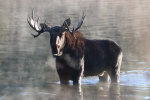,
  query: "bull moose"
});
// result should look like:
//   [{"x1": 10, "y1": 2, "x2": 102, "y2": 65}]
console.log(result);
[{"x1": 27, "y1": 10, "x2": 123, "y2": 85}]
